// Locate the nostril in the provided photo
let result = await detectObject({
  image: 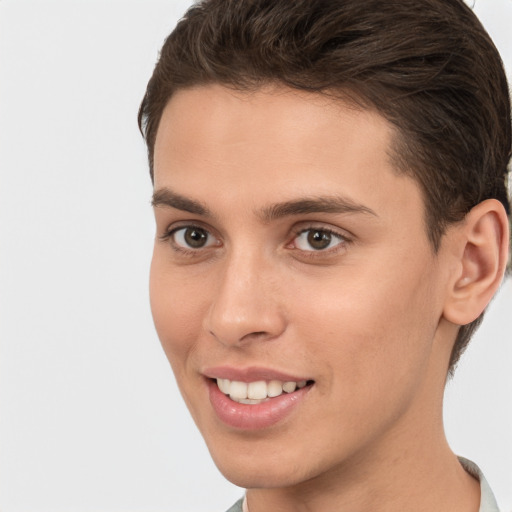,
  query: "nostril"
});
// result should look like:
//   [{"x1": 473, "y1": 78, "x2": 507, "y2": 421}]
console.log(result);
[
  {"x1": 205, "y1": 295, "x2": 287, "y2": 346},
  {"x1": 239, "y1": 331, "x2": 271, "y2": 343}
]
